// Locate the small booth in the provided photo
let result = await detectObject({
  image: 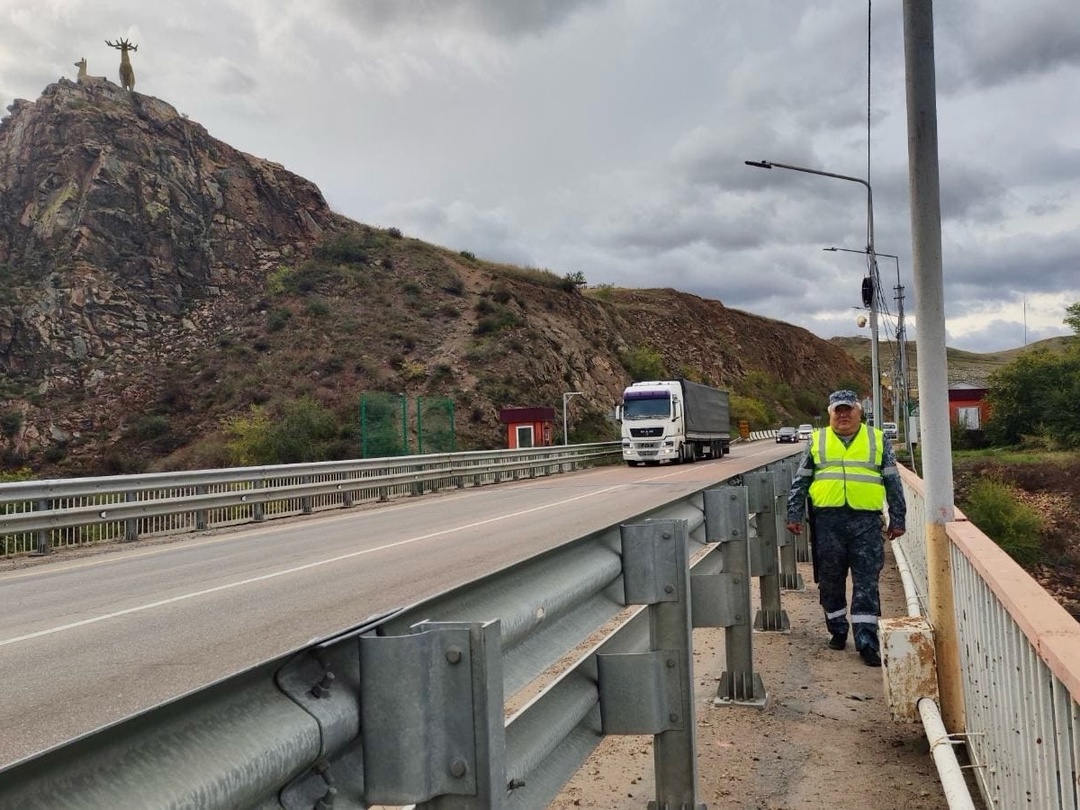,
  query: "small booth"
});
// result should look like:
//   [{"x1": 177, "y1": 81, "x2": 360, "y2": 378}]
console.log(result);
[{"x1": 498, "y1": 407, "x2": 555, "y2": 449}]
